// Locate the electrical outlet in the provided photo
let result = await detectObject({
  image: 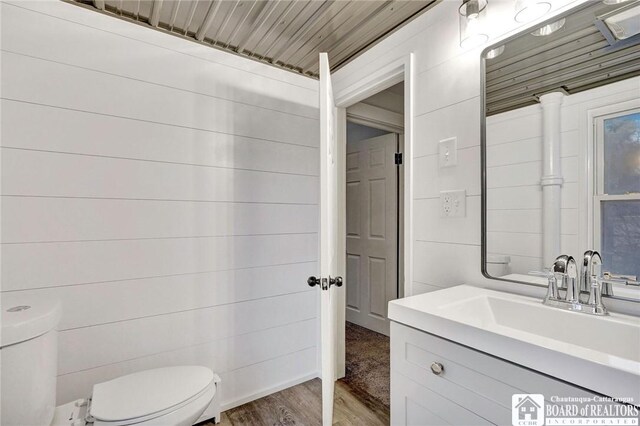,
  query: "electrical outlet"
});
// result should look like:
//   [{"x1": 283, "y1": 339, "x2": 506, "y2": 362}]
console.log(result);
[
  {"x1": 438, "y1": 137, "x2": 457, "y2": 168},
  {"x1": 440, "y1": 190, "x2": 466, "y2": 218}
]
